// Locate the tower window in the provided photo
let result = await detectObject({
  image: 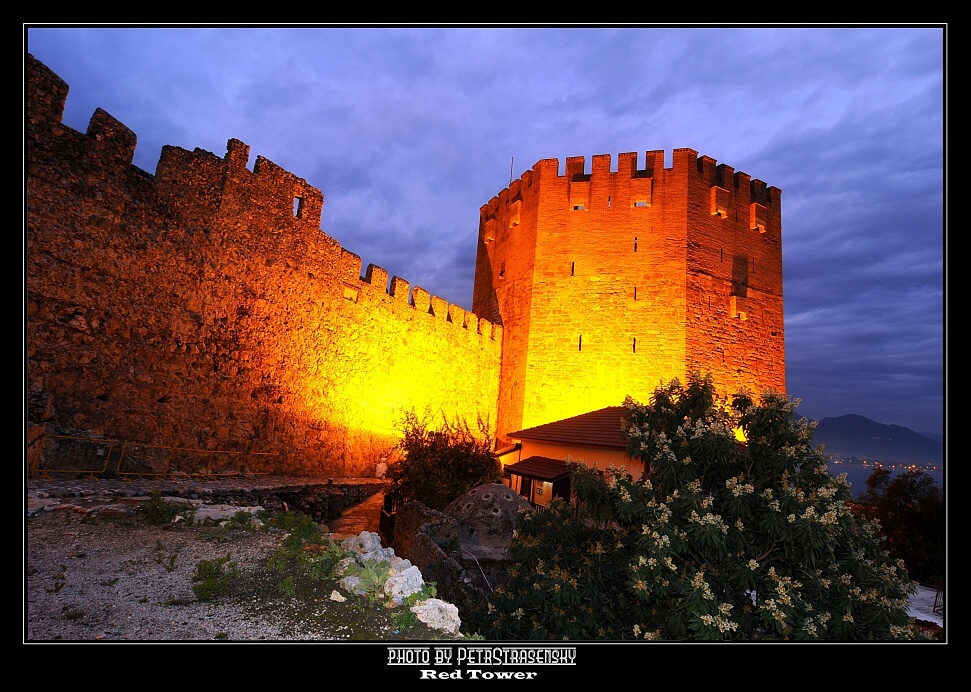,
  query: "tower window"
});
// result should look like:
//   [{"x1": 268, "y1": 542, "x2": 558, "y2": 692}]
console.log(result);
[
  {"x1": 293, "y1": 196, "x2": 302, "y2": 217},
  {"x1": 571, "y1": 261, "x2": 575, "y2": 276},
  {"x1": 499, "y1": 261, "x2": 505, "y2": 278},
  {"x1": 632, "y1": 337, "x2": 637, "y2": 353},
  {"x1": 634, "y1": 287, "x2": 638, "y2": 300},
  {"x1": 634, "y1": 237, "x2": 638, "y2": 252},
  {"x1": 578, "y1": 335, "x2": 582, "y2": 351}
]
